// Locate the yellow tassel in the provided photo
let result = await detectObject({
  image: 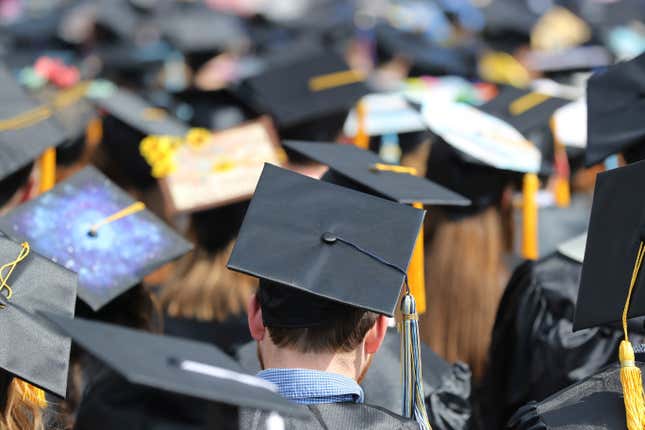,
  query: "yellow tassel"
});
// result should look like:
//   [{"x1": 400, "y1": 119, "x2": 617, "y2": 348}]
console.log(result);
[
  {"x1": 554, "y1": 176, "x2": 571, "y2": 207},
  {"x1": 85, "y1": 117, "x2": 103, "y2": 148},
  {"x1": 620, "y1": 341, "x2": 645, "y2": 430},
  {"x1": 354, "y1": 101, "x2": 369, "y2": 150},
  {"x1": 521, "y1": 173, "x2": 539, "y2": 260},
  {"x1": 13, "y1": 379, "x2": 46, "y2": 408},
  {"x1": 38, "y1": 148, "x2": 56, "y2": 194},
  {"x1": 407, "y1": 203, "x2": 426, "y2": 315}
]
